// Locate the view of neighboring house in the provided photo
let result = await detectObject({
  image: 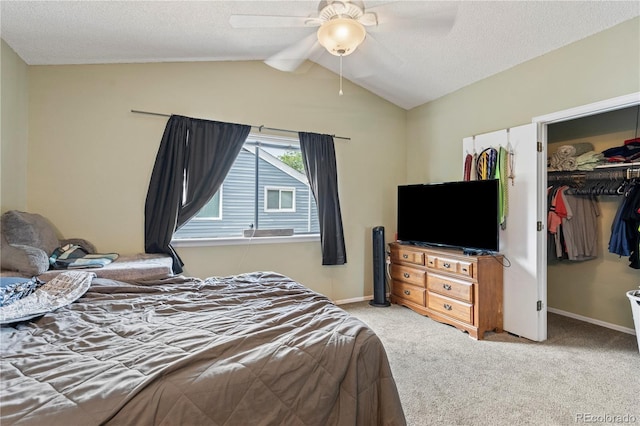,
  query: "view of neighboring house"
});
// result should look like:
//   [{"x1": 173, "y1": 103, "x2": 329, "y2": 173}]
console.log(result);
[{"x1": 174, "y1": 144, "x2": 320, "y2": 239}]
